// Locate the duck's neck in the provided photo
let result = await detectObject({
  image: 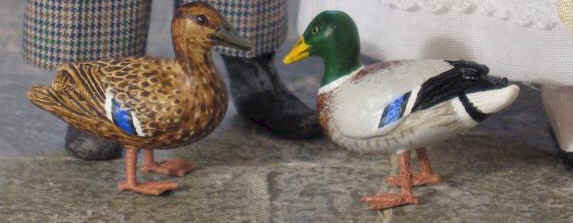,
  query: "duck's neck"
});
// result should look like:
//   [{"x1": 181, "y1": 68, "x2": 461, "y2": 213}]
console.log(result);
[
  {"x1": 321, "y1": 50, "x2": 361, "y2": 87},
  {"x1": 173, "y1": 39, "x2": 228, "y2": 110},
  {"x1": 174, "y1": 43, "x2": 215, "y2": 77},
  {"x1": 319, "y1": 34, "x2": 362, "y2": 87}
]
